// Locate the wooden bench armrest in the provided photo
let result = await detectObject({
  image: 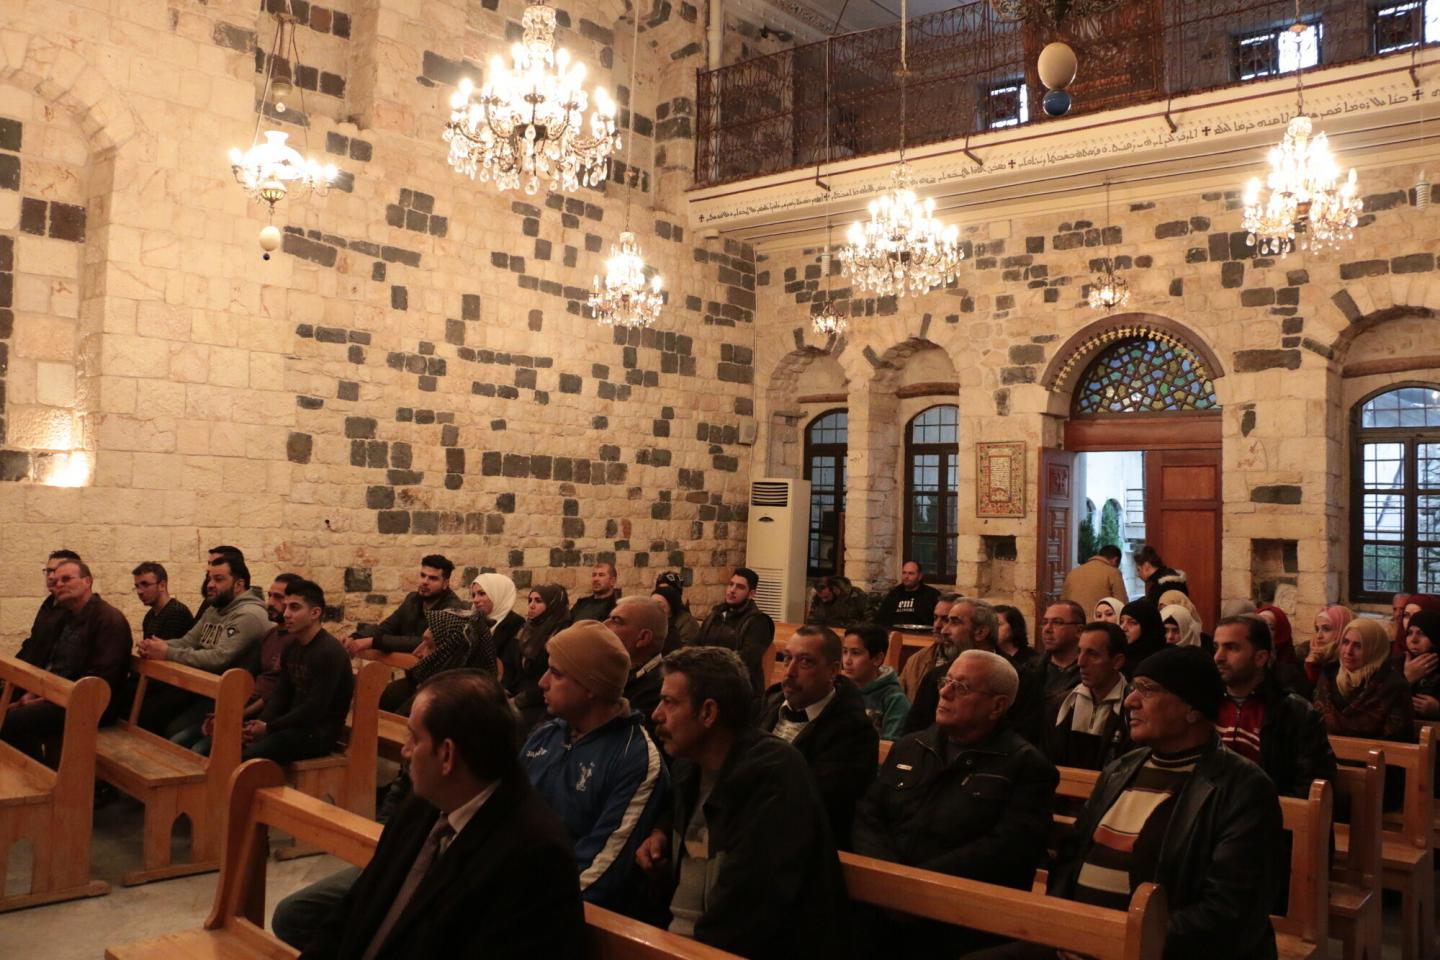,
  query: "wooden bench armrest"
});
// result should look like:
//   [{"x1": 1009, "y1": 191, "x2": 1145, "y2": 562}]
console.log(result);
[
  {"x1": 0, "y1": 655, "x2": 88, "y2": 710},
  {"x1": 132, "y1": 657, "x2": 231, "y2": 698},
  {"x1": 1331, "y1": 727, "x2": 1434, "y2": 848},
  {"x1": 583, "y1": 904, "x2": 743, "y2": 959},
  {"x1": 355, "y1": 649, "x2": 418, "y2": 671},
  {"x1": 839, "y1": 852, "x2": 1167, "y2": 960}
]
